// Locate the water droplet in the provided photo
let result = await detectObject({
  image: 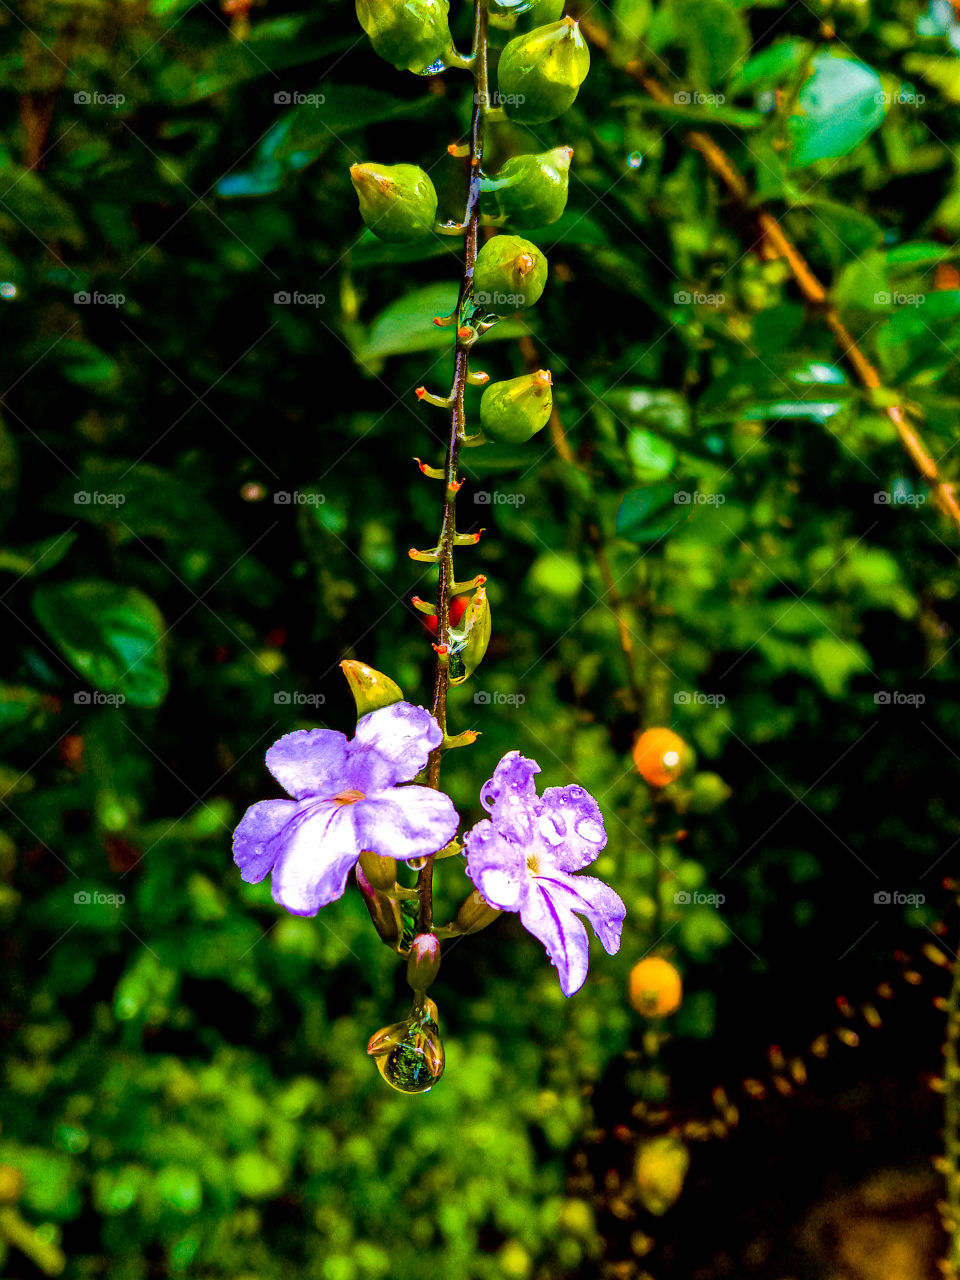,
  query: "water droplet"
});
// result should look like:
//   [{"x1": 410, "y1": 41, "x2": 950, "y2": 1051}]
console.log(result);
[
  {"x1": 407, "y1": 855, "x2": 428, "y2": 872},
  {"x1": 368, "y1": 1000, "x2": 445, "y2": 1094},
  {"x1": 538, "y1": 814, "x2": 565, "y2": 845},
  {"x1": 574, "y1": 818, "x2": 604, "y2": 844},
  {"x1": 0, "y1": 282, "x2": 16, "y2": 299},
  {"x1": 627, "y1": 151, "x2": 643, "y2": 169},
  {"x1": 417, "y1": 57, "x2": 446, "y2": 76}
]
